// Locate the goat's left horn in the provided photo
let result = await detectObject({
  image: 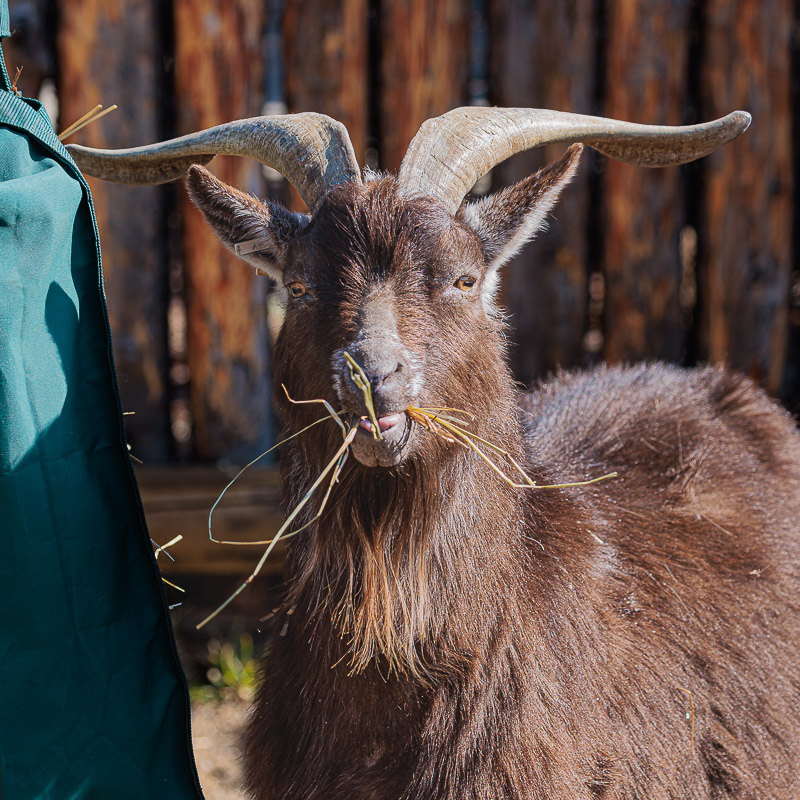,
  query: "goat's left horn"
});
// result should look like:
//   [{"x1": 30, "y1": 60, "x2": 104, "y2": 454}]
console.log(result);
[
  {"x1": 66, "y1": 112, "x2": 362, "y2": 213},
  {"x1": 397, "y1": 107, "x2": 751, "y2": 214}
]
